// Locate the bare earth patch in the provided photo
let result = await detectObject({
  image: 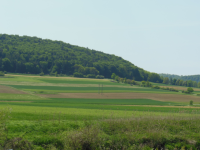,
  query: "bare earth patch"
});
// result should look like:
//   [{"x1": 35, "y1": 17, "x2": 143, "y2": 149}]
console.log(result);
[
  {"x1": 0, "y1": 81, "x2": 139, "y2": 88},
  {"x1": 0, "y1": 85, "x2": 27, "y2": 94},
  {"x1": 160, "y1": 86, "x2": 200, "y2": 92},
  {"x1": 116, "y1": 105, "x2": 200, "y2": 108},
  {"x1": 39, "y1": 93, "x2": 200, "y2": 103}
]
